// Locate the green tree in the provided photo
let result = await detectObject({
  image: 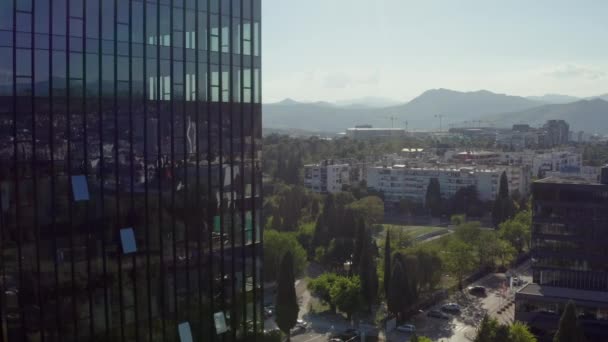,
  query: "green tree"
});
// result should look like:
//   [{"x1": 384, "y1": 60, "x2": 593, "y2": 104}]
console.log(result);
[
  {"x1": 359, "y1": 228, "x2": 378, "y2": 312},
  {"x1": 264, "y1": 230, "x2": 308, "y2": 282},
  {"x1": 384, "y1": 230, "x2": 392, "y2": 299},
  {"x1": 308, "y1": 273, "x2": 340, "y2": 313},
  {"x1": 509, "y1": 322, "x2": 537, "y2": 342},
  {"x1": 492, "y1": 171, "x2": 515, "y2": 226},
  {"x1": 349, "y1": 196, "x2": 385, "y2": 225},
  {"x1": 499, "y1": 210, "x2": 531, "y2": 255},
  {"x1": 410, "y1": 335, "x2": 432, "y2": 342},
  {"x1": 275, "y1": 251, "x2": 299, "y2": 341},
  {"x1": 445, "y1": 238, "x2": 475, "y2": 289},
  {"x1": 387, "y1": 258, "x2": 409, "y2": 319},
  {"x1": 554, "y1": 301, "x2": 587, "y2": 342},
  {"x1": 425, "y1": 178, "x2": 442, "y2": 217},
  {"x1": 330, "y1": 275, "x2": 362, "y2": 321},
  {"x1": 414, "y1": 249, "x2": 442, "y2": 291}
]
